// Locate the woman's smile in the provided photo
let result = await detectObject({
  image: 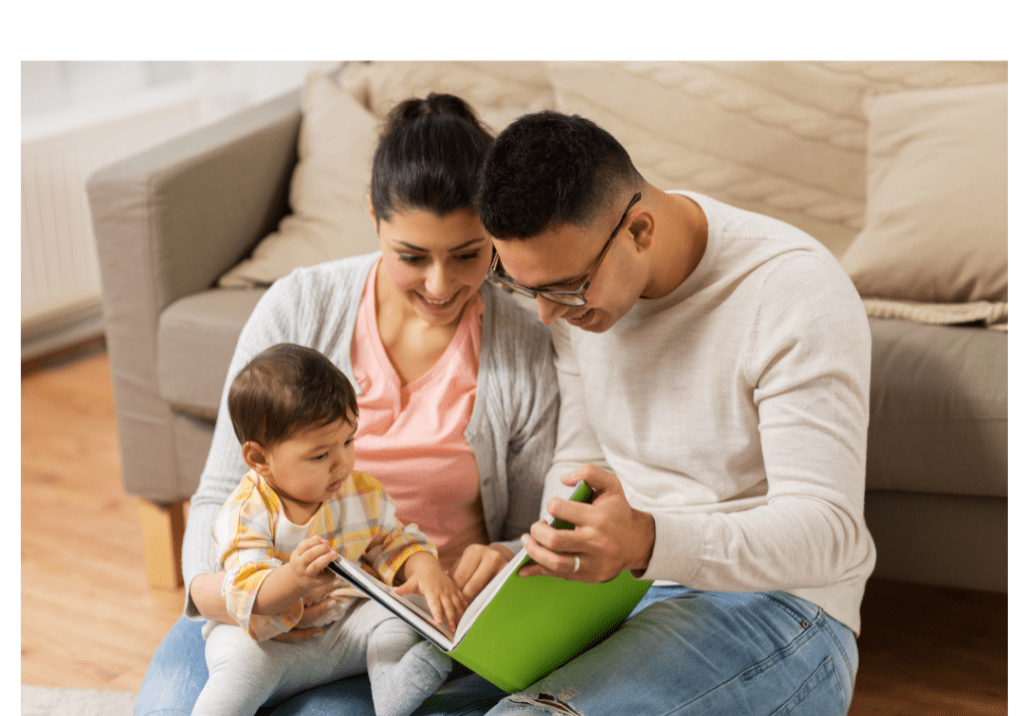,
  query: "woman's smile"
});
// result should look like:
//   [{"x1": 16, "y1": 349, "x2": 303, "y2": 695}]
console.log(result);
[{"x1": 415, "y1": 290, "x2": 460, "y2": 310}]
